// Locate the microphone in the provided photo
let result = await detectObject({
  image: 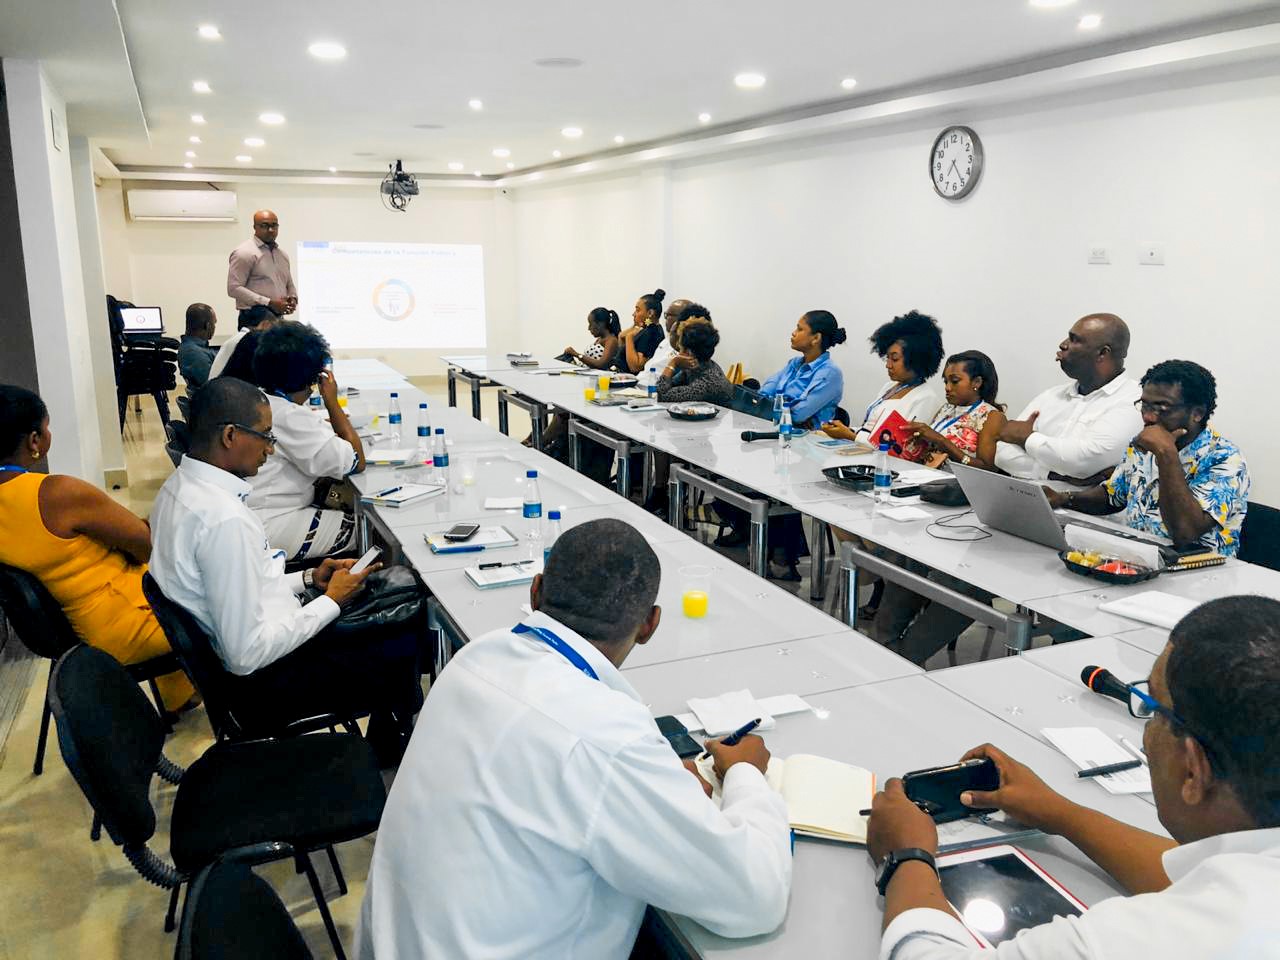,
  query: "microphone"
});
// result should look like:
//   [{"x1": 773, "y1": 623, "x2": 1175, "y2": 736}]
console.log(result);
[
  {"x1": 1080, "y1": 665, "x2": 1132, "y2": 705},
  {"x1": 741, "y1": 430, "x2": 780, "y2": 442}
]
